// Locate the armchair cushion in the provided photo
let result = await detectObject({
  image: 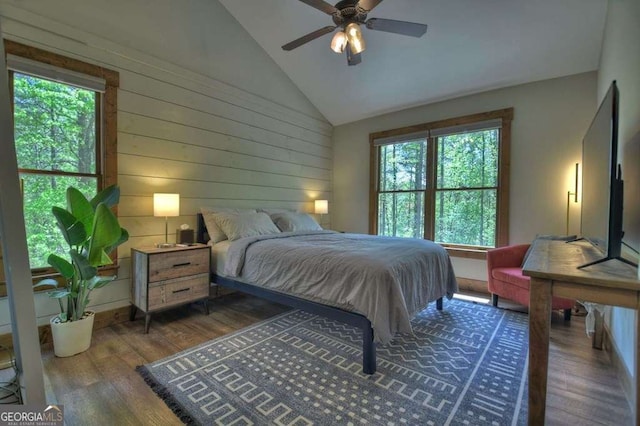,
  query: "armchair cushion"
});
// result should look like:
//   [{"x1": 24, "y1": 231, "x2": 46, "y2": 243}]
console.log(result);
[{"x1": 491, "y1": 267, "x2": 531, "y2": 290}]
